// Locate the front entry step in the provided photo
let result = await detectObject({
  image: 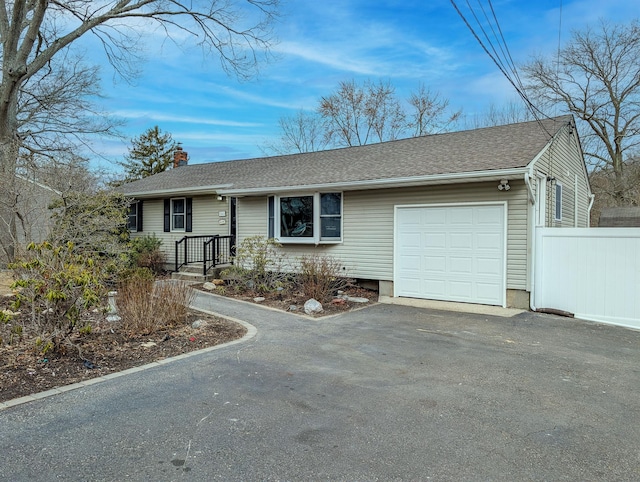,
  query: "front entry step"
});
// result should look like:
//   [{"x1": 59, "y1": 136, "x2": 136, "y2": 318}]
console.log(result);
[{"x1": 170, "y1": 263, "x2": 230, "y2": 282}]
